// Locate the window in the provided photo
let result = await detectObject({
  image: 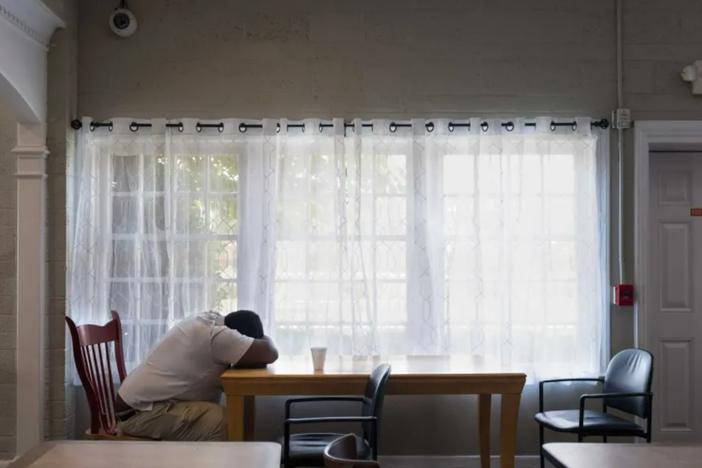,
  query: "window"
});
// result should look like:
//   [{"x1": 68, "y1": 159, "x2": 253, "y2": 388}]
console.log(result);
[{"x1": 69, "y1": 118, "x2": 607, "y2": 378}]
